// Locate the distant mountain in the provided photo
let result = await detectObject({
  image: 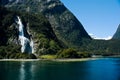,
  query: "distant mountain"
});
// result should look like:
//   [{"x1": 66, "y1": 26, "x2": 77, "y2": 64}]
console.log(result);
[
  {"x1": 112, "y1": 24, "x2": 120, "y2": 39},
  {"x1": 1, "y1": 0, "x2": 91, "y2": 47}
]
